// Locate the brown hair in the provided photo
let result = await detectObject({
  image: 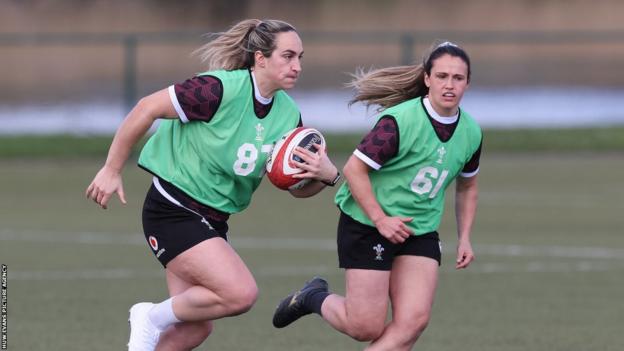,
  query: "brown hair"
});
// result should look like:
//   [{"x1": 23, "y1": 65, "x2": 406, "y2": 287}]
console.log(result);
[{"x1": 348, "y1": 41, "x2": 471, "y2": 111}]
